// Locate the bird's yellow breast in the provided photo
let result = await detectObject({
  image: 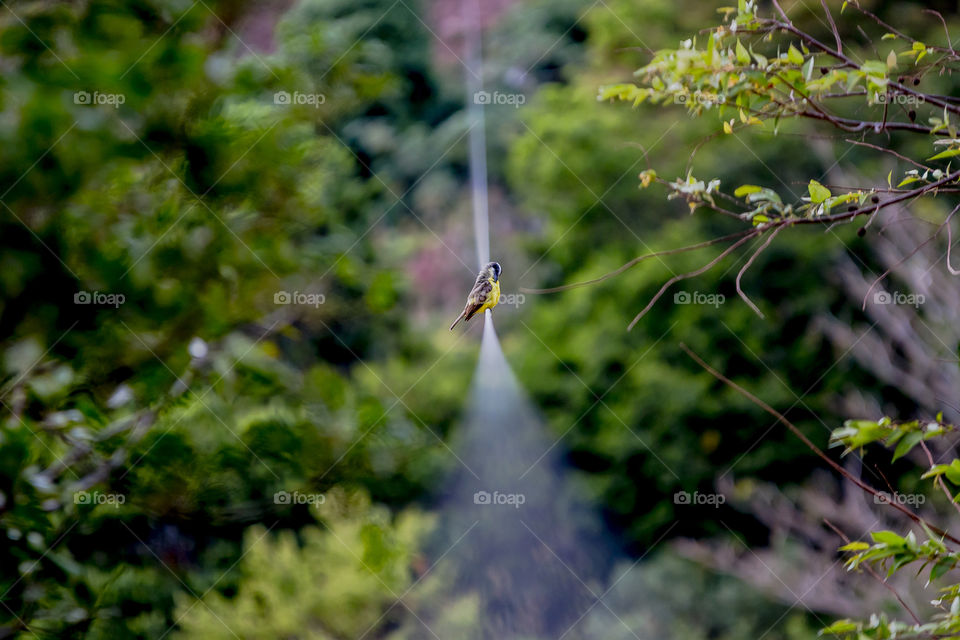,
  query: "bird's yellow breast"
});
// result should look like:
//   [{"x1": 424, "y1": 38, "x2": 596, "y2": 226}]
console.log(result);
[{"x1": 479, "y1": 278, "x2": 500, "y2": 313}]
